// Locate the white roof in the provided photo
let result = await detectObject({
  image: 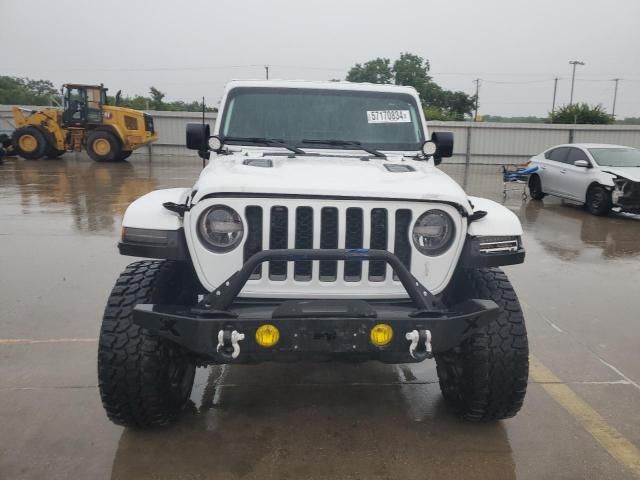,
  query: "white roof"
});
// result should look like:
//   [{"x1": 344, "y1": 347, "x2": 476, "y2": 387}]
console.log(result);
[
  {"x1": 225, "y1": 79, "x2": 419, "y2": 95},
  {"x1": 552, "y1": 143, "x2": 632, "y2": 149}
]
